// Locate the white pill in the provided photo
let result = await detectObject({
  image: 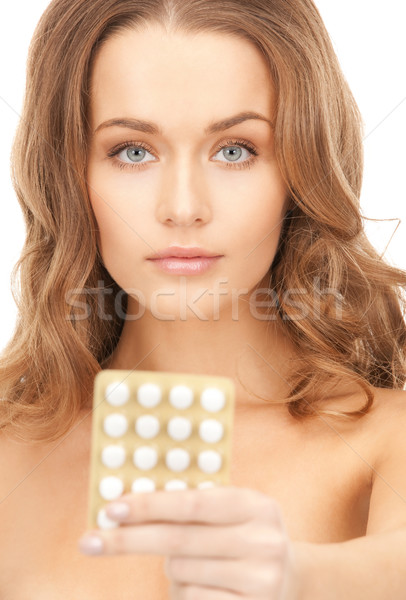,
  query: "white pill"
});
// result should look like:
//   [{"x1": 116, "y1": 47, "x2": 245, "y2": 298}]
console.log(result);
[
  {"x1": 105, "y1": 381, "x2": 130, "y2": 406},
  {"x1": 169, "y1": 385, "x2": 194, "y2": 409},
  {"x1": 200, "y1": 388, "x2": 226, "y2": 412},
  {"x1": 97, "y1": 507, "x2": 119, "y2": 530},
  {"x1": 133, "y1": 446, "x2": 158, "y2": 470},
  {"x1": 131, "y1": 477, "x2": 156, "y2": 493},
  {"x1": 167, "y1": 416, "x2": 192, "y2": 441},
  {"x1": 197, "y1": 450, "x2": 222, "y2": 474},
  {"x1": 103, "y1": 413, "x2": 128, "y2": 438},
  {"x1": 165, "y1": 479, "x2": 188, "y2": 491},
  {"x1": 101, "y1": 444, "x2": 126, "y2": 468},
  {"x1": 199, "y1": 419, "x2": 224, "y2": 443},
  {"x1": 99, "y1": 476, "x2": 124, "y2": 500},
  {"x1": 165, "y1": 448, "x2": 190, "y2": 472},
  {"x1": 197, "y1": 481, "x2": 216, "y2": 490},
  {"x1": 135, "y1": 415, "x2": 160, "y2": 439},
  {"x1": 137, "y1": 383, "x2": 162, "y2": 407}
]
